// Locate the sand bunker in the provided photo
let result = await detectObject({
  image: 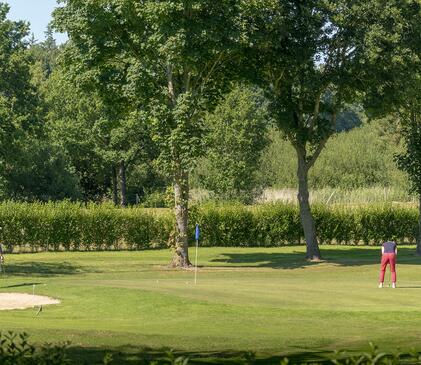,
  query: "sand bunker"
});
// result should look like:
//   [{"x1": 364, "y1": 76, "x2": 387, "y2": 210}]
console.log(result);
[{"x1": 0, "y1": 293, "x2": 60, "y2": 310}]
